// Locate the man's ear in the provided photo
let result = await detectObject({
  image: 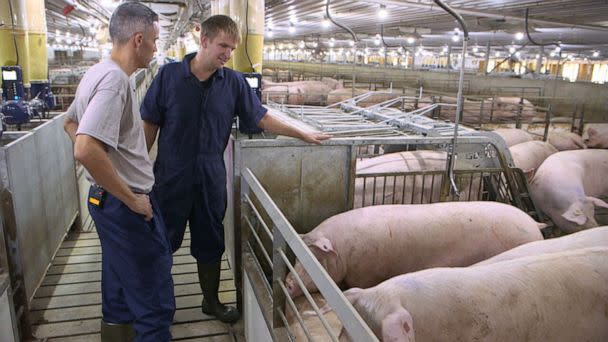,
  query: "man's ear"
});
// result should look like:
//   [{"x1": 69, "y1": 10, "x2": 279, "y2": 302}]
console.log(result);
[
  {"x1": 200, "y1": 35, "x2": 209, "y2": 48},
  {"x1": 133, "y1": 32, "x2": 144, "y2": 47}
]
